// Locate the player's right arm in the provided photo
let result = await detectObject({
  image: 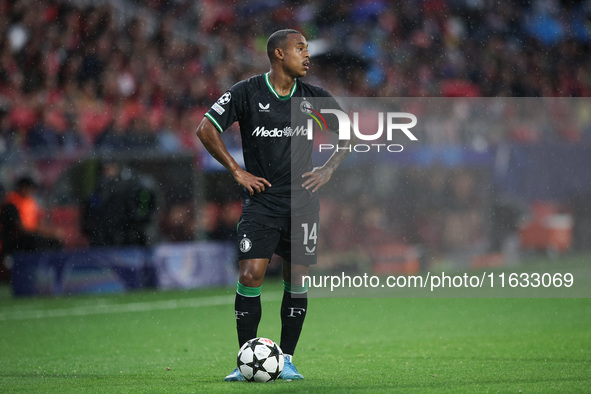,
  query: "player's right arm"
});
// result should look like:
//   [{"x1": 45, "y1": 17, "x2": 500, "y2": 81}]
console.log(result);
[{"x1": 195, "y1": 118, "x2": 271, "y2": 196}]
